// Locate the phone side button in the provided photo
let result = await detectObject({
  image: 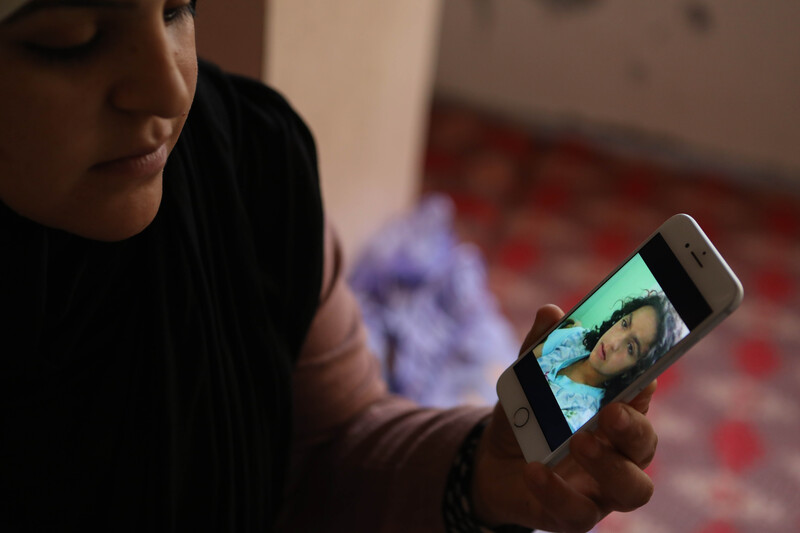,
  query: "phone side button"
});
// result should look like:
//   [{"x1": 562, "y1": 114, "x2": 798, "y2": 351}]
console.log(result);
[{"x1": 513, "y1": 407, "x2": 530, "y2": 428}]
